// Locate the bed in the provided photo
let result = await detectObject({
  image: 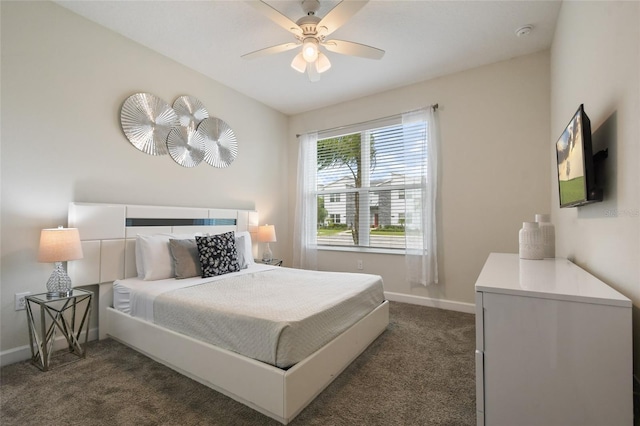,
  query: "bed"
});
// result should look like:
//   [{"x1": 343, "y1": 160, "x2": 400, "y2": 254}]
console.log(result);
[{"x1": 67, "y1": 202, "x2": 389, "y2": 424}]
